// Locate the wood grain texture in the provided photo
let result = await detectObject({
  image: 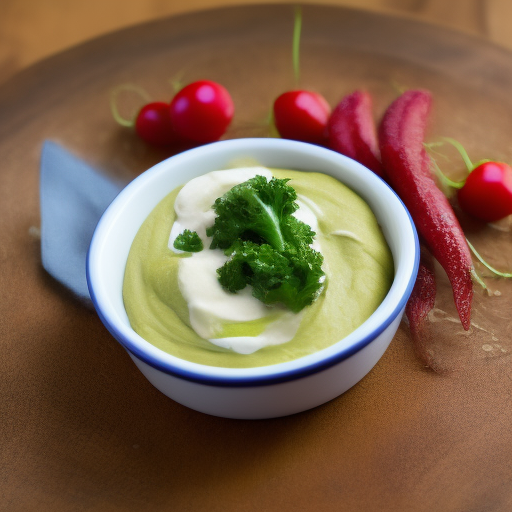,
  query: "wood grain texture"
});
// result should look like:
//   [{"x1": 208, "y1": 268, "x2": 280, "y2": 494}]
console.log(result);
[
  {"x1": 1, "y1": 3, "x2": 512, "y2": 512},
  {"x1": 2, "y1": 0, "x2": 512, "y2": 85}
]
